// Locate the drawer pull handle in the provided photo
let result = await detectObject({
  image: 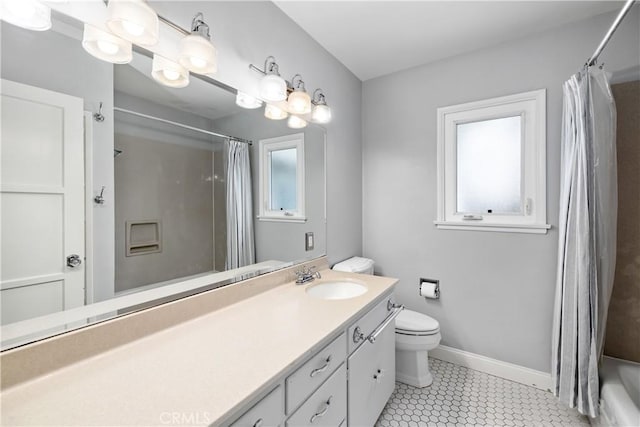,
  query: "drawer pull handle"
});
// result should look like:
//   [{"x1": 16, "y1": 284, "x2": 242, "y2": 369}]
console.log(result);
[
  {"x1": 310, "y1": 396, "x2": 332, "y2": 424},
  {"x1": 368, "y1": 305, "x2": 404, "y2": 343},
  {"x1": 310, "y1": 355, "x2": 332, "y2": 378},
  {"x1": 252, "y1": 419, "x2": 263, "y2": 427},
  {"x1": 353, "y1": 326, "x2": 365, "y2": 344}
]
